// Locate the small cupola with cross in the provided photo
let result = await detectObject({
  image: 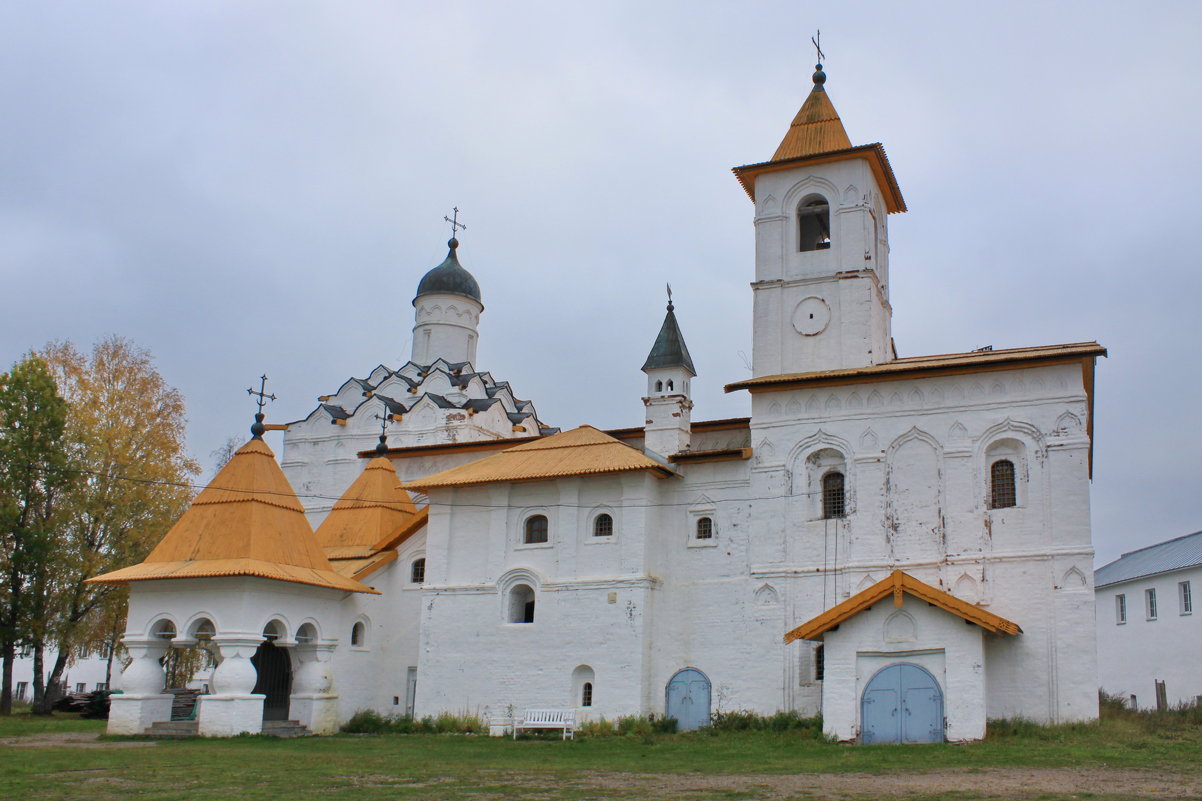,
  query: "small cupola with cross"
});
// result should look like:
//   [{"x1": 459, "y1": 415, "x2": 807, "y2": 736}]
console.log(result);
[{"x1": 641, "y1": 285, "x2": 696, "y2": 457}]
